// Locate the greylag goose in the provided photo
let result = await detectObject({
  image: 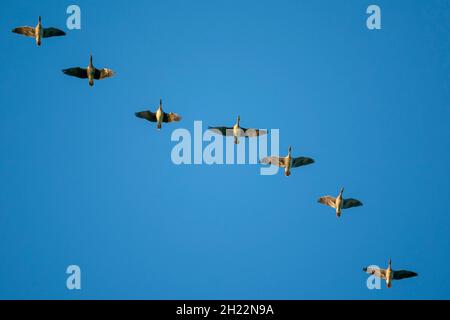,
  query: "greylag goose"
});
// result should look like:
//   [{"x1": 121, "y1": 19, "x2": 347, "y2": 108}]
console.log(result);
[
  {"x1": 318, "y1": 187, "x2": 362, "y2": 217},
  {"x1": 208, "y1": 116, "x2": 267, "y2": 144},
  {"x1": 12, "y1": 16, "x2": 65, "y2": 46},
  {"x1": 62, "y1": 55, "x2": 115, "y2": 87},
  {"x1": 260, "y1": 146, "x2": 314, "y2": 176},
  {"x1": 135, "y1": 99, "x2": 181, "y2": 130},
  {"x1": 364, "y1": 259, "x2": 418, "y2": 288}
]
